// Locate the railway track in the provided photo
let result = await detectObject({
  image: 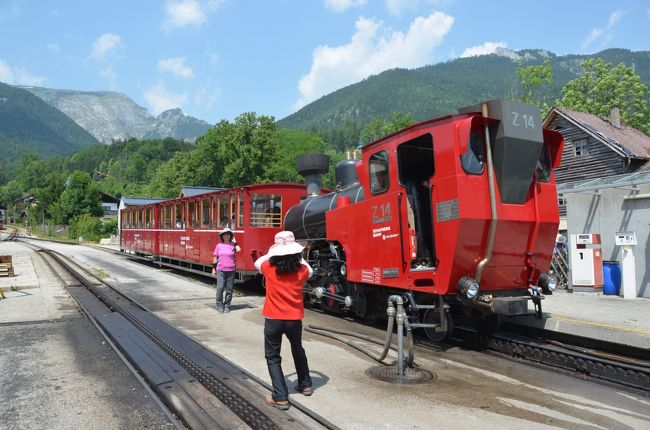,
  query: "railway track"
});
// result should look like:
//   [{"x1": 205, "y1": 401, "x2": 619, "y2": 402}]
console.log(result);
[
  {"x1": 435, "y1": 325, "x2": 650, "y2": 394},
  {"x1": 1, "y1": 226, "x2": 17, "y2": 241},
  {"x1": 18, "y1": 239, "x2": 337, "y2": 430}
]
